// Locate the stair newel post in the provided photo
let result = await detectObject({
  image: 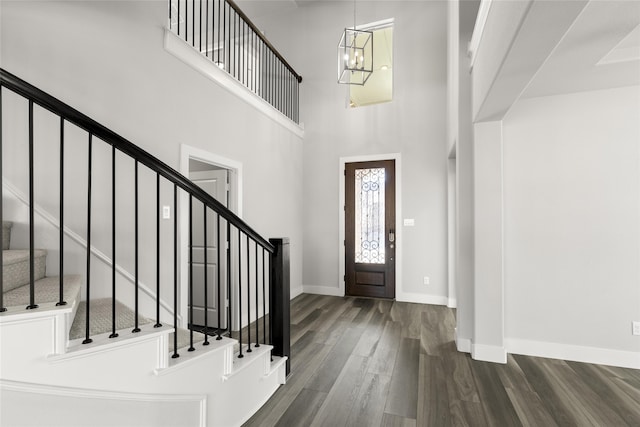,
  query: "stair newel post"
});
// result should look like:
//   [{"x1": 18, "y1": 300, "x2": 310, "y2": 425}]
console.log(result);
[
  {"x1": 154, "y1": 172, "x2": 162, "y2": 328},
  {"x1": 188, "y1": 195, "x2": 194, "y2": 352},
  {"x1": 269, "y1": 237, "x2": 290, "y2": 375},
  {"x1": 57, "y1": 117, "x2": 67, "y2": 307},
  {"x1": 83, "y1": 134, "x2": 93, "y2": 344},
  {"x1": 109, "y1": 144, "x2": 118, "y2": 339},
  {"x1": 27, "y1": 100, "x2": 38, "y2": 310},
  {"x1": 0, "y1": 87, "x2": 4, "y2": 313},
  {"x1": 172, "y1": 183, "x2": 179, "y2": 359},
  {"x1": 132, "y1": 161, "x2": 141, "y2": 333}
]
